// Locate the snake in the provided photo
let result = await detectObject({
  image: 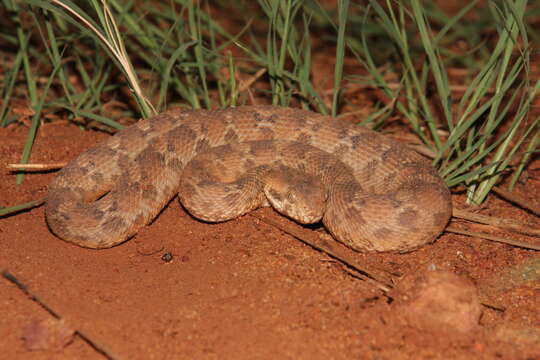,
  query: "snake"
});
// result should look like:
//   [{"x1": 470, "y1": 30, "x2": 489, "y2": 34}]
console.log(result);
[{"x1": 45, "y1": 106, "x2": 452, "y2": 252}]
